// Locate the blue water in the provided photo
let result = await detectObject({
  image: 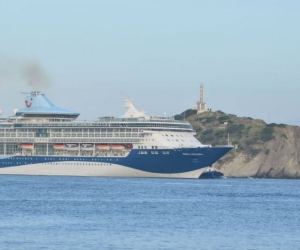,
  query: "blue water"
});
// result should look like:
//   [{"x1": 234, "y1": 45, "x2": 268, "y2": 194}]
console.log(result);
[{"x1": 0, "y1": 176, "x2": 299, "y2": 250}]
